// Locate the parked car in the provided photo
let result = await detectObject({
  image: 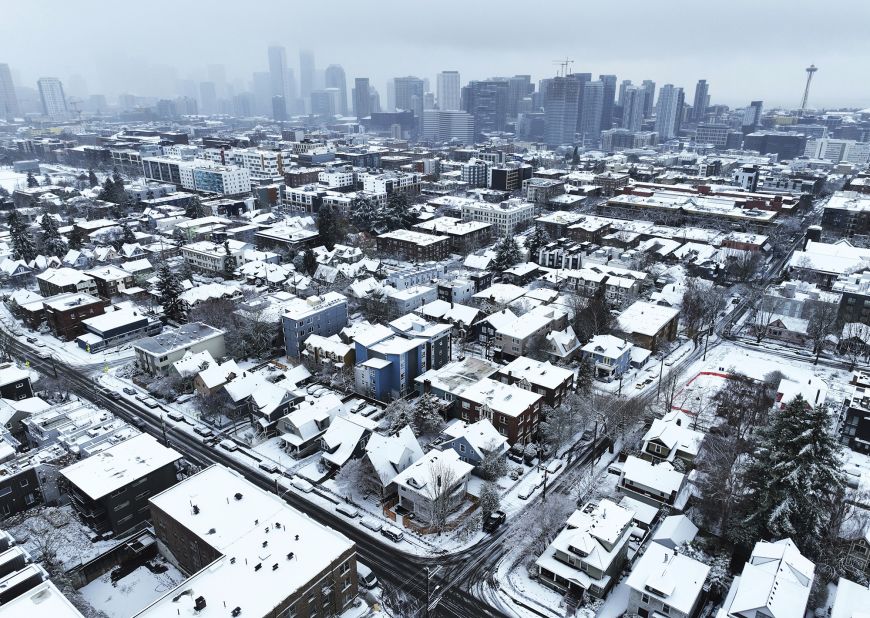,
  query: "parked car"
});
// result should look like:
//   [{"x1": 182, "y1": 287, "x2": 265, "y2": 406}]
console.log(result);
[
  {"x1": 123, "y1": 387, "x2": 137, "y2": 396},
  {"x1": 357, "y1": 561, "x2": 378, "y2": 589},
  {"x1": 218, "y1": 439, "x2": 239, "y2": 452},
  {"x1": 290, "y1": 477, "x2": 314, "y2": 493},
  {"x1": 258, "y1": 461, "x2": 279, "y2": 474},
  {"x1": 360, "y1": 518, "x2": 383, "y2": 533},
  {"x1": 482, "y1": 510, "x2": 506, "y2": 533},
  {"x1": 336, "y1": 504, "x2": 359, "y2": 519},
  {"x1": 26, "y1": 337, "x2": 37, "y2": 344}
]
